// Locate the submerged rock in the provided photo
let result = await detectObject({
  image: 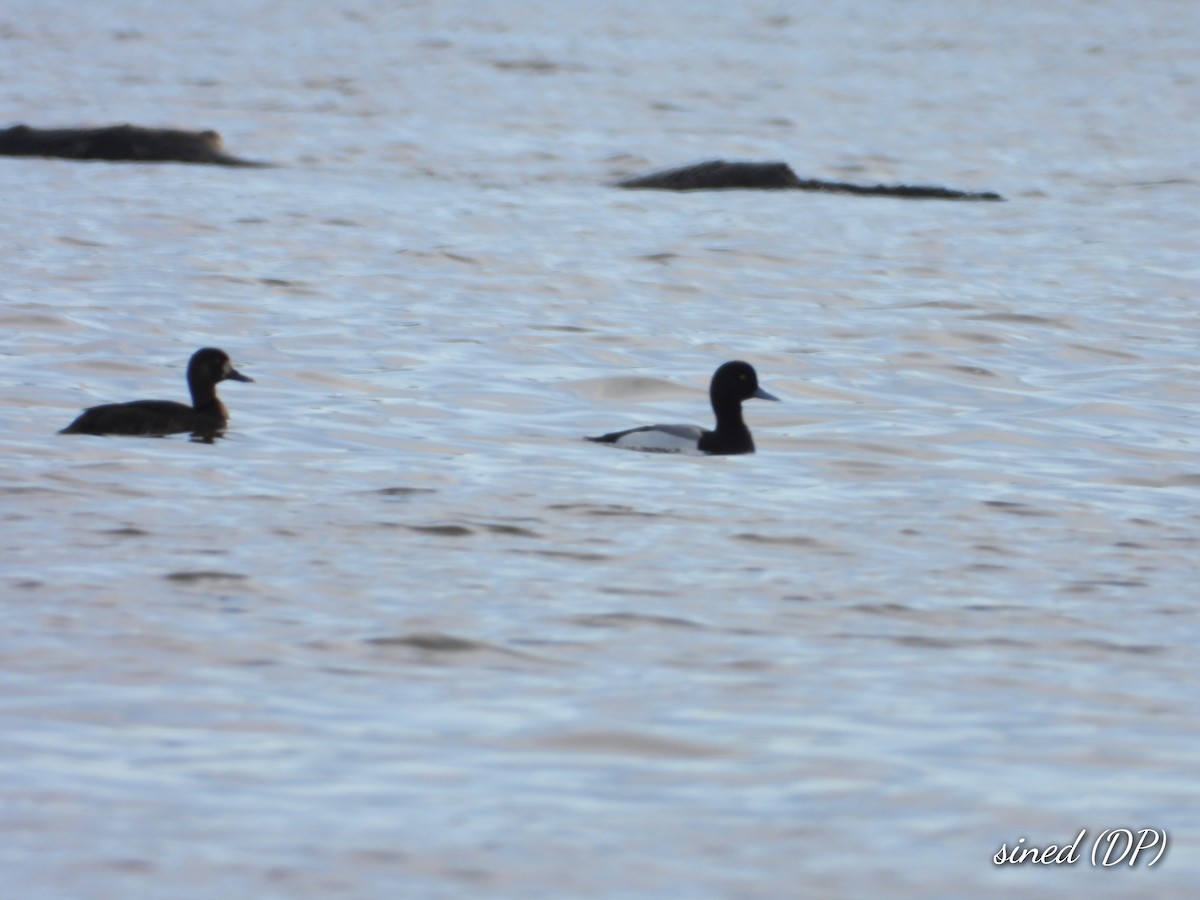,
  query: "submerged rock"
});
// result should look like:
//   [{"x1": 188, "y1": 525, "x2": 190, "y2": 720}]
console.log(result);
[
  {"x1": 0, "y1": 124, "x2": 270, "y2": 167},
  {"x1": 615, "y1": 159, "x2": 1003, "y2": 201},
  {"x1": 618, "y1": 160, "x2": 803, "y2": 191}
]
